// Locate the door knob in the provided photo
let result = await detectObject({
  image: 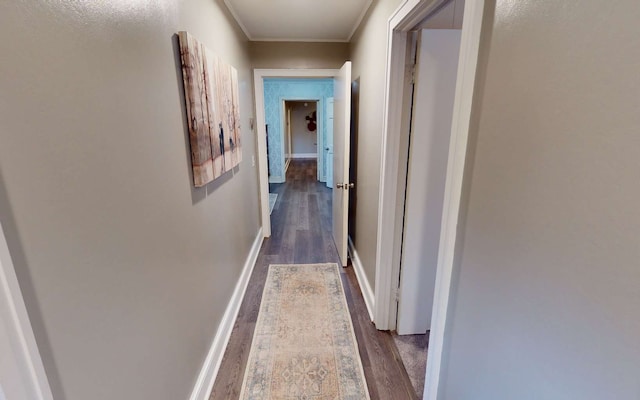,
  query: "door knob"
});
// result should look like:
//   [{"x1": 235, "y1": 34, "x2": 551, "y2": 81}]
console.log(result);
[{"x1": 336, "y1": 183, "x2": 355, "y2": 189}]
